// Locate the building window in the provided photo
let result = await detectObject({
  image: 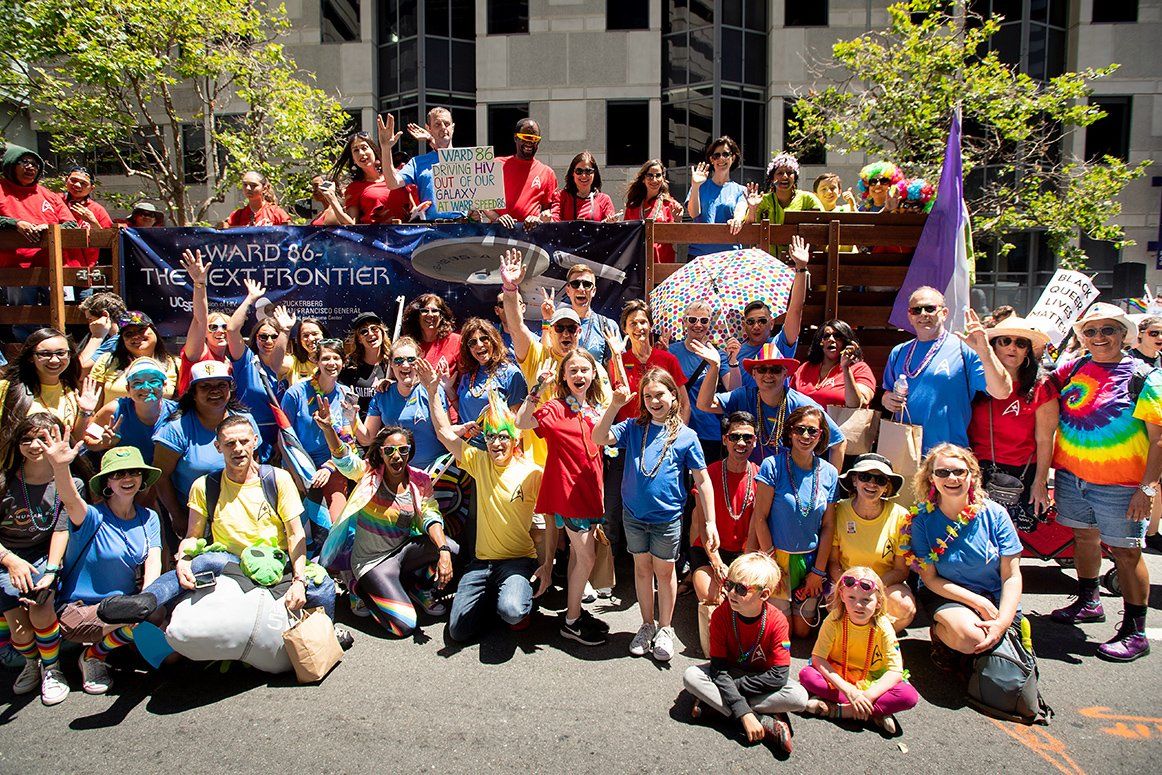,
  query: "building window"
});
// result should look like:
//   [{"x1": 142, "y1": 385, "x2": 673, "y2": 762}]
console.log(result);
[
  {"x1": 1085, "y1": 96, "x2": 1132, "y2": 162},
  {"x1": 488, "y1": 0, "x2": 529, "y2": 35},
  {"x1": 972, "y1": 0, "x2": 1068, "y2": 81},
  {"x1": 321, "y1": 1, "x2": 360, "y2": 42},
  {"x1": 487, "y1": 103, "x2": 530, "y2": 156},
  {"x1": 782, "y1": 99, "x2": 825, "y2": 165},
  {"x1": 606, "y1": 101, "x2": 650, "y2": 166},
  {"x1": 785, "y1": 4, "x2": 828, "y2": 27},
  {"x1": 607, "y1": 1, "x2": 649, "y2": 30},
  {"x1": 1092, "y1": 2, "x2": 1137, "y2": 22}
]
